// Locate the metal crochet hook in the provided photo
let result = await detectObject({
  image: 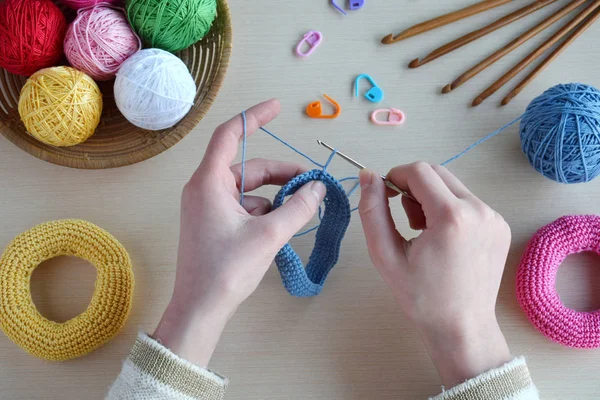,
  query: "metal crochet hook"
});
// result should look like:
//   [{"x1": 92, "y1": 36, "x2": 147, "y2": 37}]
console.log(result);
[{"x1": 316, "y1": 140, "x2": 416, "y2": 201}]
